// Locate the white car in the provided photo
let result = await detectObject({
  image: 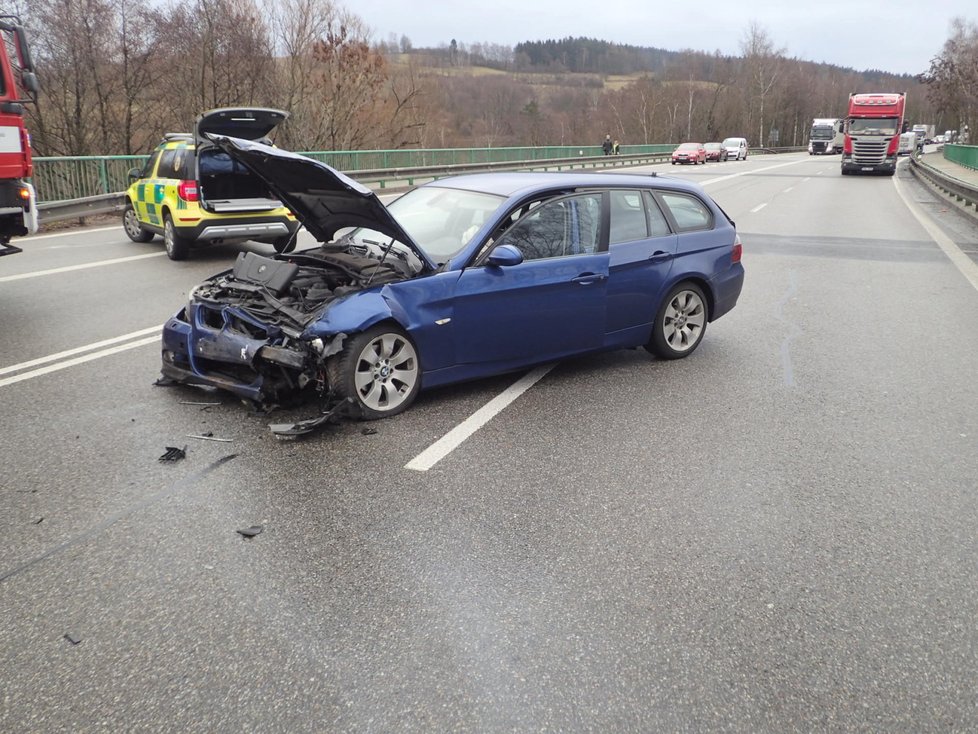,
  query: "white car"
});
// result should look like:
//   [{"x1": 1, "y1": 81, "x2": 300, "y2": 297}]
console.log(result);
[{"x1": 722, "y1": 137, "x2": 749, "y2": 160}]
